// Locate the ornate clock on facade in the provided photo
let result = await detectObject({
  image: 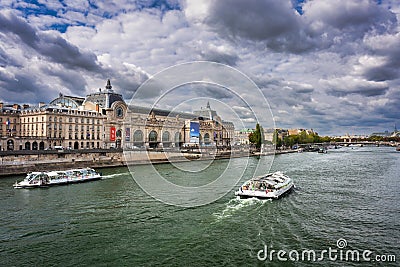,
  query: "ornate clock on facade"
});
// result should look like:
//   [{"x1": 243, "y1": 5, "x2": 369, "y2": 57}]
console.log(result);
[{"x1": 116, "y1": 107, "x2": 124, "y2": 118}]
